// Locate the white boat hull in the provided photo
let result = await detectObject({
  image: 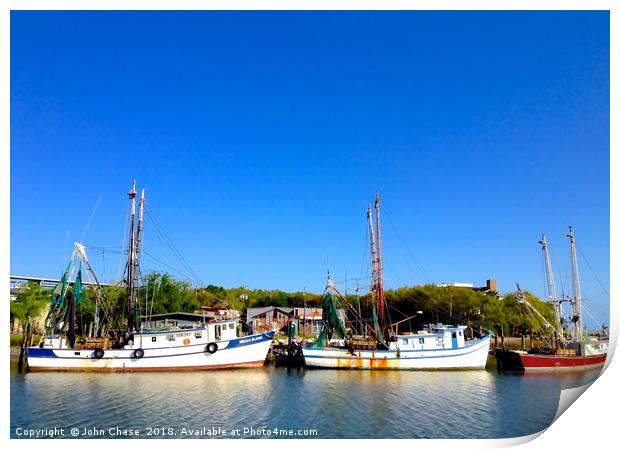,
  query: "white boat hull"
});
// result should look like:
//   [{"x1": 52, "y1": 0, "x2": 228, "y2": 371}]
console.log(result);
[
  {"x1": 26, "y1": 332, "x2": 274, "y2": 372},
  {"x1": 302, "y1": 336, "x2": 491, "y2": 370}
]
